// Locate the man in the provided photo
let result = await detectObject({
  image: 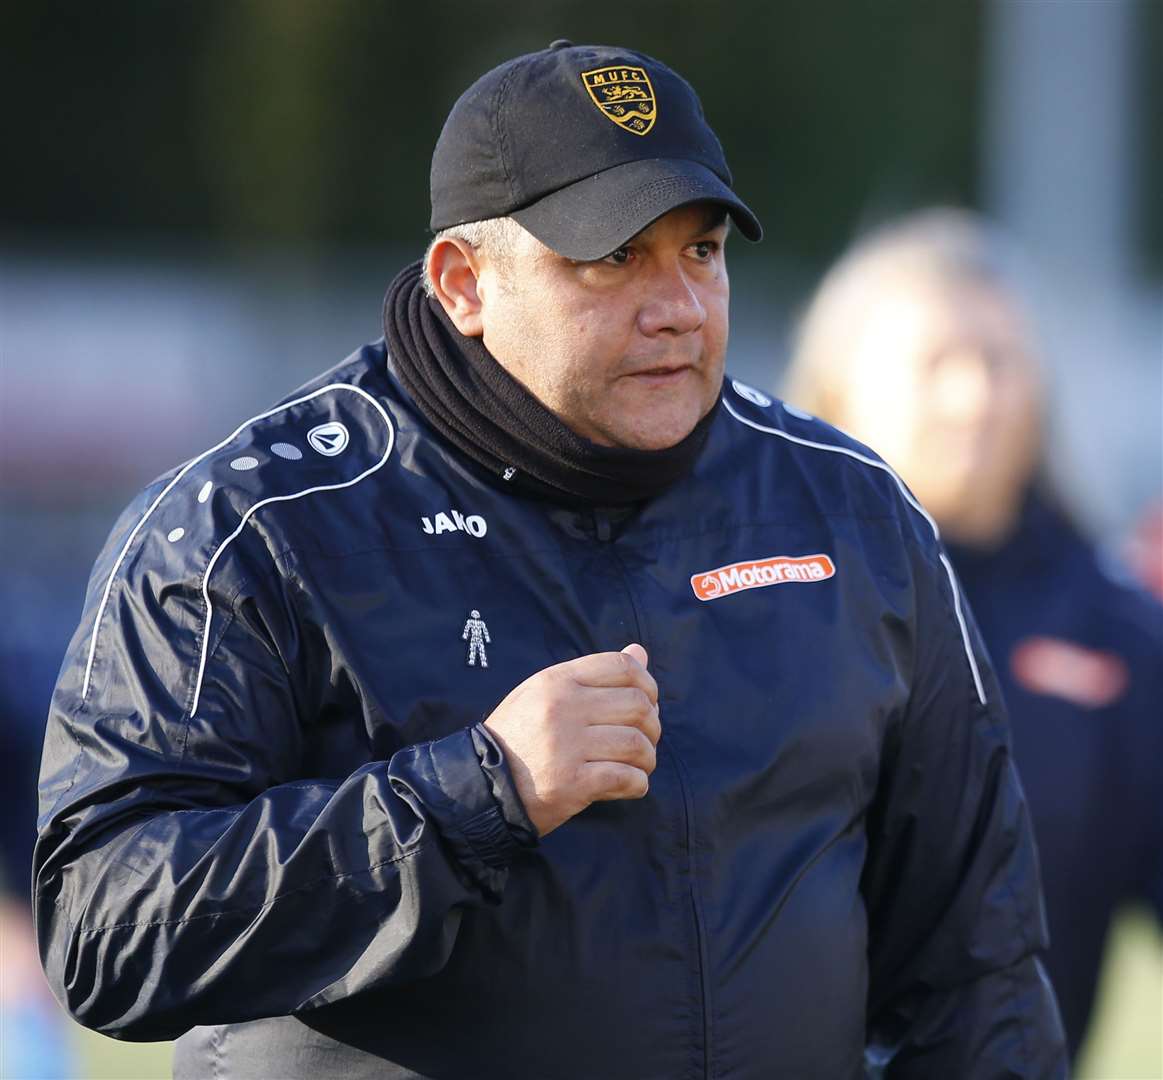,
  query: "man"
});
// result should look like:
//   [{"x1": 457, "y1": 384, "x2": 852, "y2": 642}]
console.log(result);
[
  {"x1": 35, "y1": 44, "x2": 1066, "y2": 1078},
  {"x1": 783, "y1": 207, "x2": 1163, "y2": 1062}
]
